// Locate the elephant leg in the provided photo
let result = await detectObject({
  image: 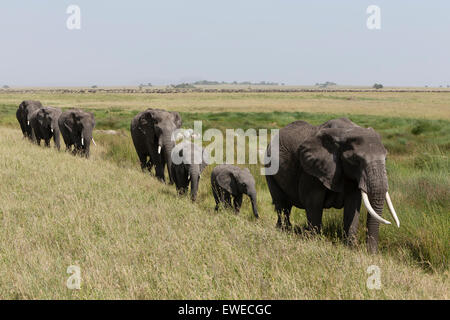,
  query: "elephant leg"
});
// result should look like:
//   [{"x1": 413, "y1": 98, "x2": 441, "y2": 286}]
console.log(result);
[
  {"x1": 137, "y1": 153, "x2": 148, "y2": 172},
  {"x1": 276, "y1": 209, "x2": 283, "y2": 229},
  {"x1": 304, "y1": 194, "x2": 325, "y2": 234},
  {"x1": 212, "y1": 185, "x2": 220, "y2": 211},
  {"x1": 343, "y1": 188, "x2": 361, "y2": 246},
  {"x1": 224, "y1": 192, "x2": 232, "y2": 208},
  {"x1": 154, "y1": 156, "x2": 165, "y2": 182},
  {"x1": 36, "y1": 138, "x2": 41, "y2": 146},
  {"x1": 233, "y1": 194, "x2": 243, "y2": 214},
  {"x1": 282, "y1": 207, "x2": 292, "y2": 230},
  {"x1": 298, "y1": 174, "x2": 326, "y2": 233},
  {"x1": 146, "y1": 160, "x2": 154, "y2": 173},
  {"x1": 45, "y1": 139, "x2": 50, "y2": 147},
  {"x1": 266, "y1": 174, "x2": 292, "y2": 229}
]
